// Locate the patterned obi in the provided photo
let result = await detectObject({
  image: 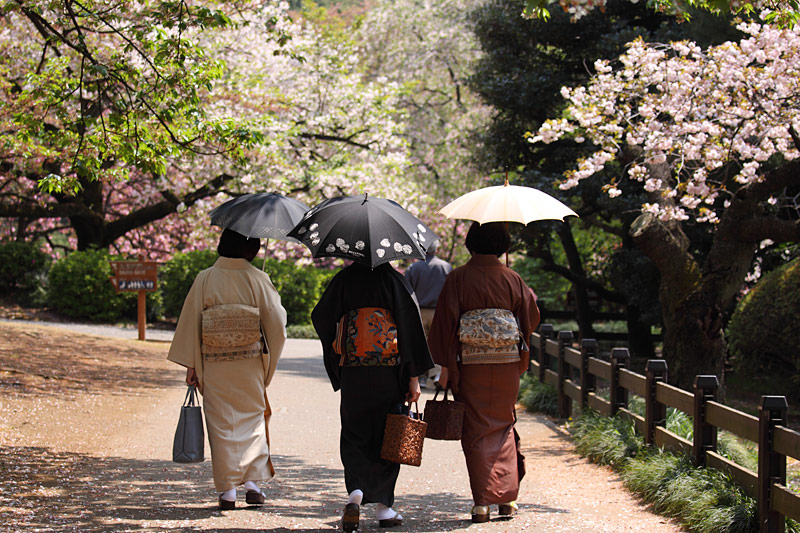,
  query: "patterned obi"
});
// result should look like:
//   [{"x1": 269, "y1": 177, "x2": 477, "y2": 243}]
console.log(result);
[
  {"x1": 201, "y1": 304, "x2": 263, "y2": 362},
  {"x1": 334, "y1": 307, "x2": 399, "y2": 367},
  {"x1": 458, "y1": 308, "x2": 521, "y2": 365}
]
